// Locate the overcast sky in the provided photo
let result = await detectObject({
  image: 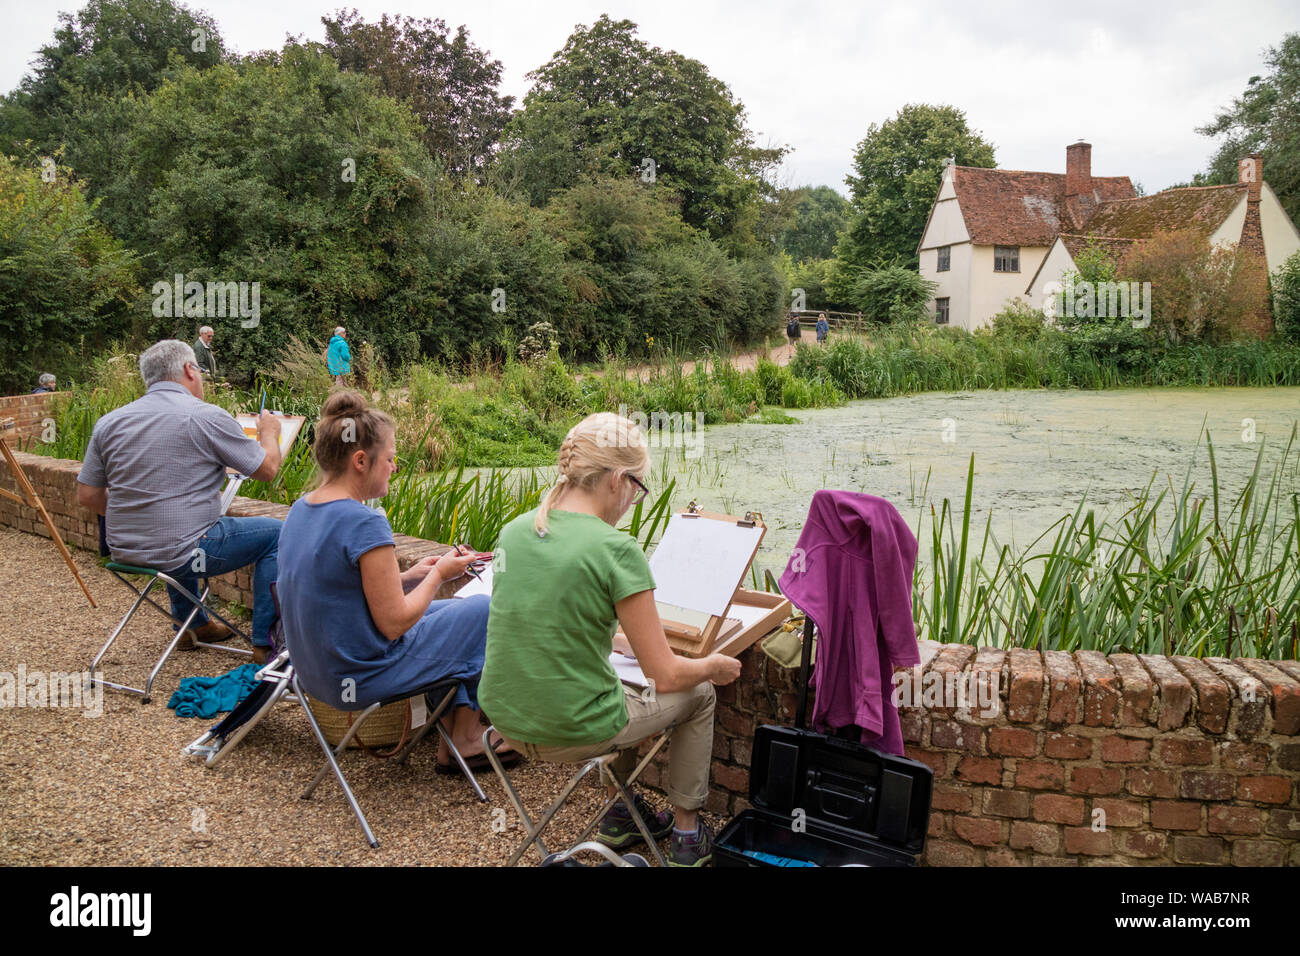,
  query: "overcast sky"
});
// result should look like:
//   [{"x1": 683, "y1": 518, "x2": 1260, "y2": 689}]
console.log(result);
[{"x1": 3, "y1": 0, "x2": 1297, "y2": 195}]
